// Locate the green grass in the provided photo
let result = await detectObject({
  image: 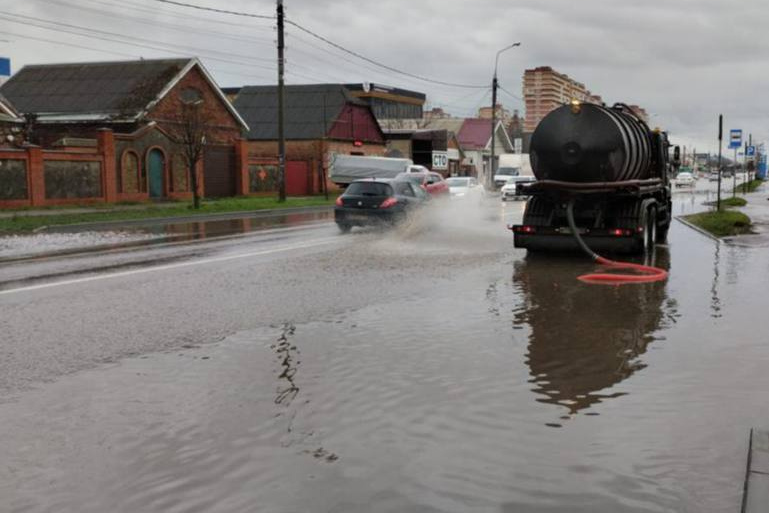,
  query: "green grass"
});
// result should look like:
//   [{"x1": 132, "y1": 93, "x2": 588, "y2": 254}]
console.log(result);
[
  {"x1": 720, "y1": 196, "x2": 747, "y2": 207},
  {"x1": 733, "y1": 179, "x2": 764, "y2": 193},
  {"x1": 0, "y1": 196, "x2": 336, "y2": 233},
  {"x1": 684, "y1": 210, "x2": 752, "y2": 237}
]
